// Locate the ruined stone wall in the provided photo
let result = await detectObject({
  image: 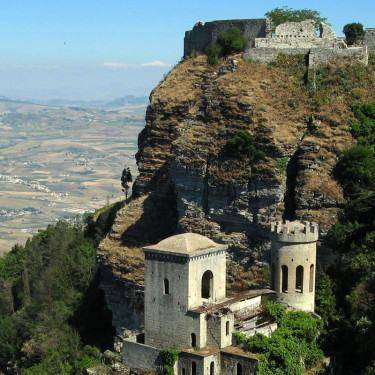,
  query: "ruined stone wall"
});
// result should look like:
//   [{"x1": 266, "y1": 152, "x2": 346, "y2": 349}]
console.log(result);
[
  {"x1": 365, "y1": 28, "x2": 375, "y2": 54},
  {"x1": 244, "y1": 47, "x2": 310, "y2": 64},
  {"x1": 244, "y1": 45, "x2": 368, "y2": 67},
  {"x1": 184, "y1": 19, "x2": 270, "y2": 57},
  {"x1": 255, "y1": 21, "x2": 343, "y2": 50},
  {"x1": 309, "y1": 46, "x2": 368, "y2": 66}
]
